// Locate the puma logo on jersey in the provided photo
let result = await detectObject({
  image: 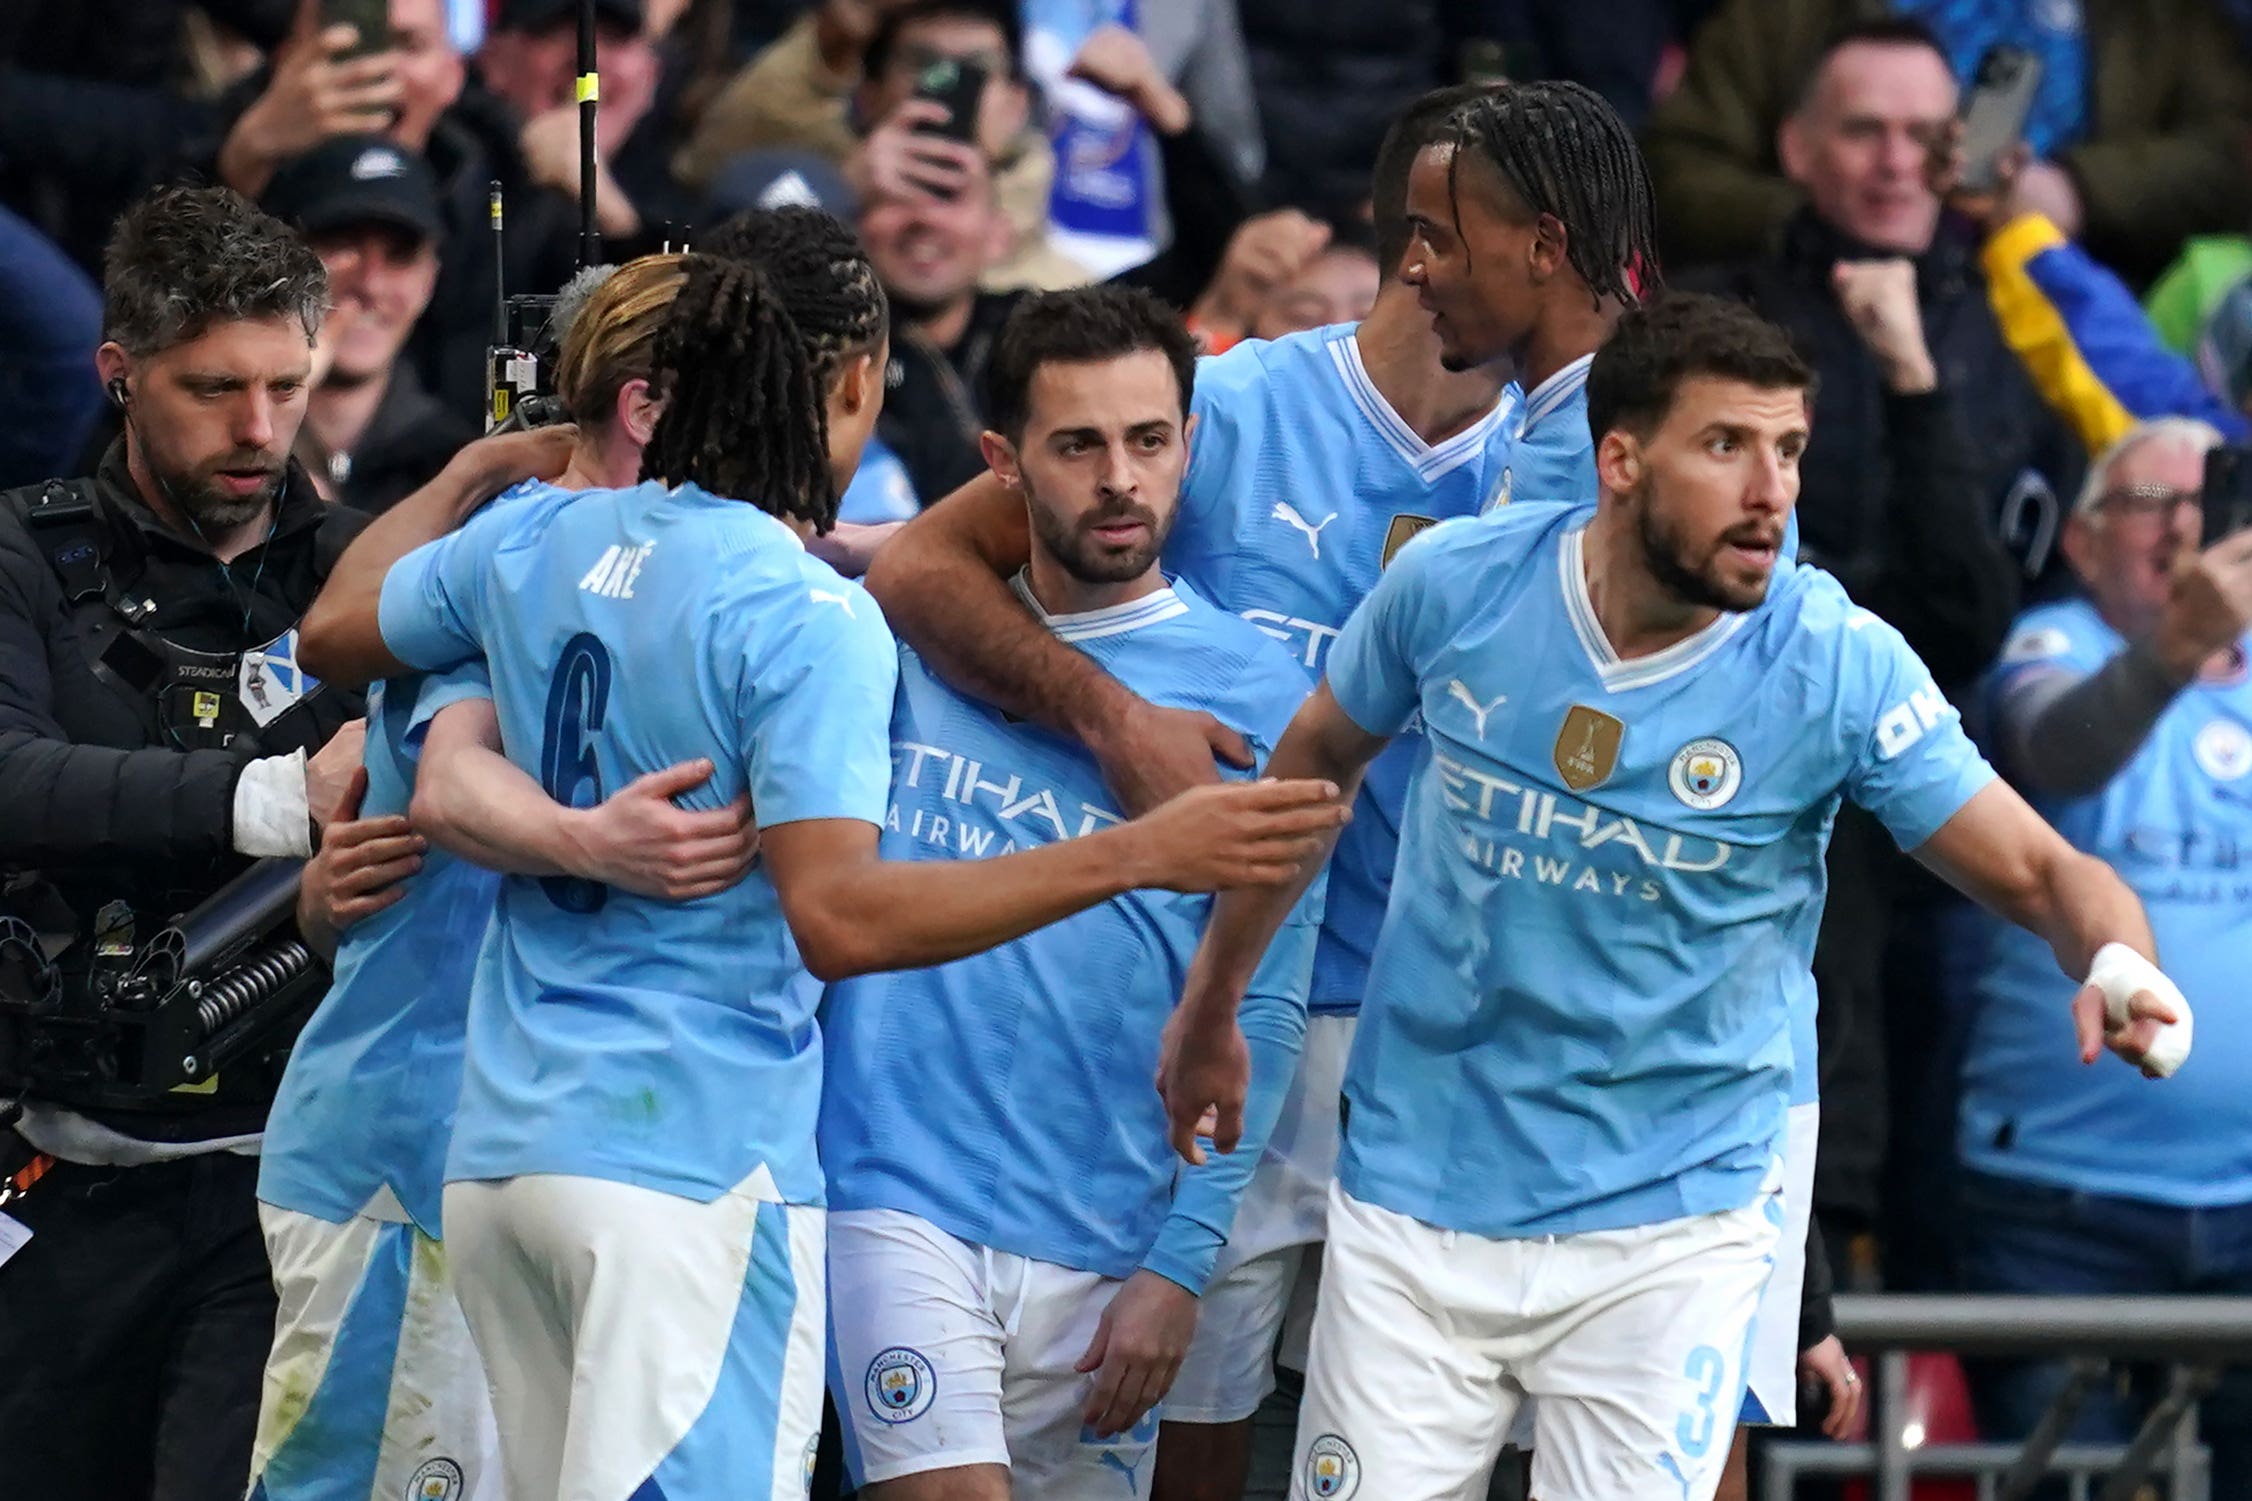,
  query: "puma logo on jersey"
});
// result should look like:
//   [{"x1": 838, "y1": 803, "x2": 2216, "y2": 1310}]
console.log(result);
[
  {"x1": 1448, "y1": 680, "x2": 1508, "y2": 740},
  {"x1": 1271, "y1": 501, "x2": 1338, "y2": 558},
  {"x1": 578, "y1": 541, "x2": 654, "y2": 599},
  {"x1": 809, "y1": 587, "x2": 857, "y2": 617}
]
